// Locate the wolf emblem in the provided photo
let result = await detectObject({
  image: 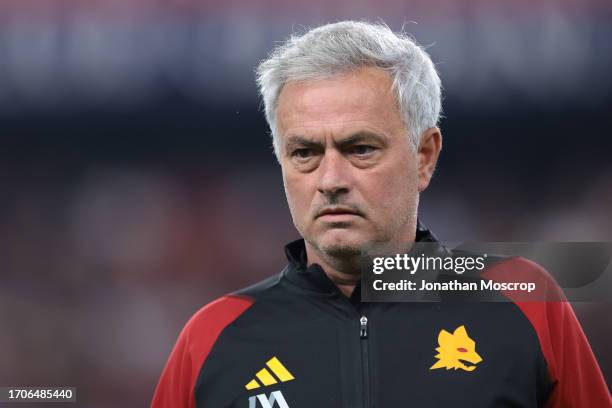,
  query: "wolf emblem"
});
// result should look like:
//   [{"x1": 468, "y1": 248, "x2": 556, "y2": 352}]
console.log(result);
[{"x1": 430, "y1": 325, "x2": 483, "y2": 372}]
